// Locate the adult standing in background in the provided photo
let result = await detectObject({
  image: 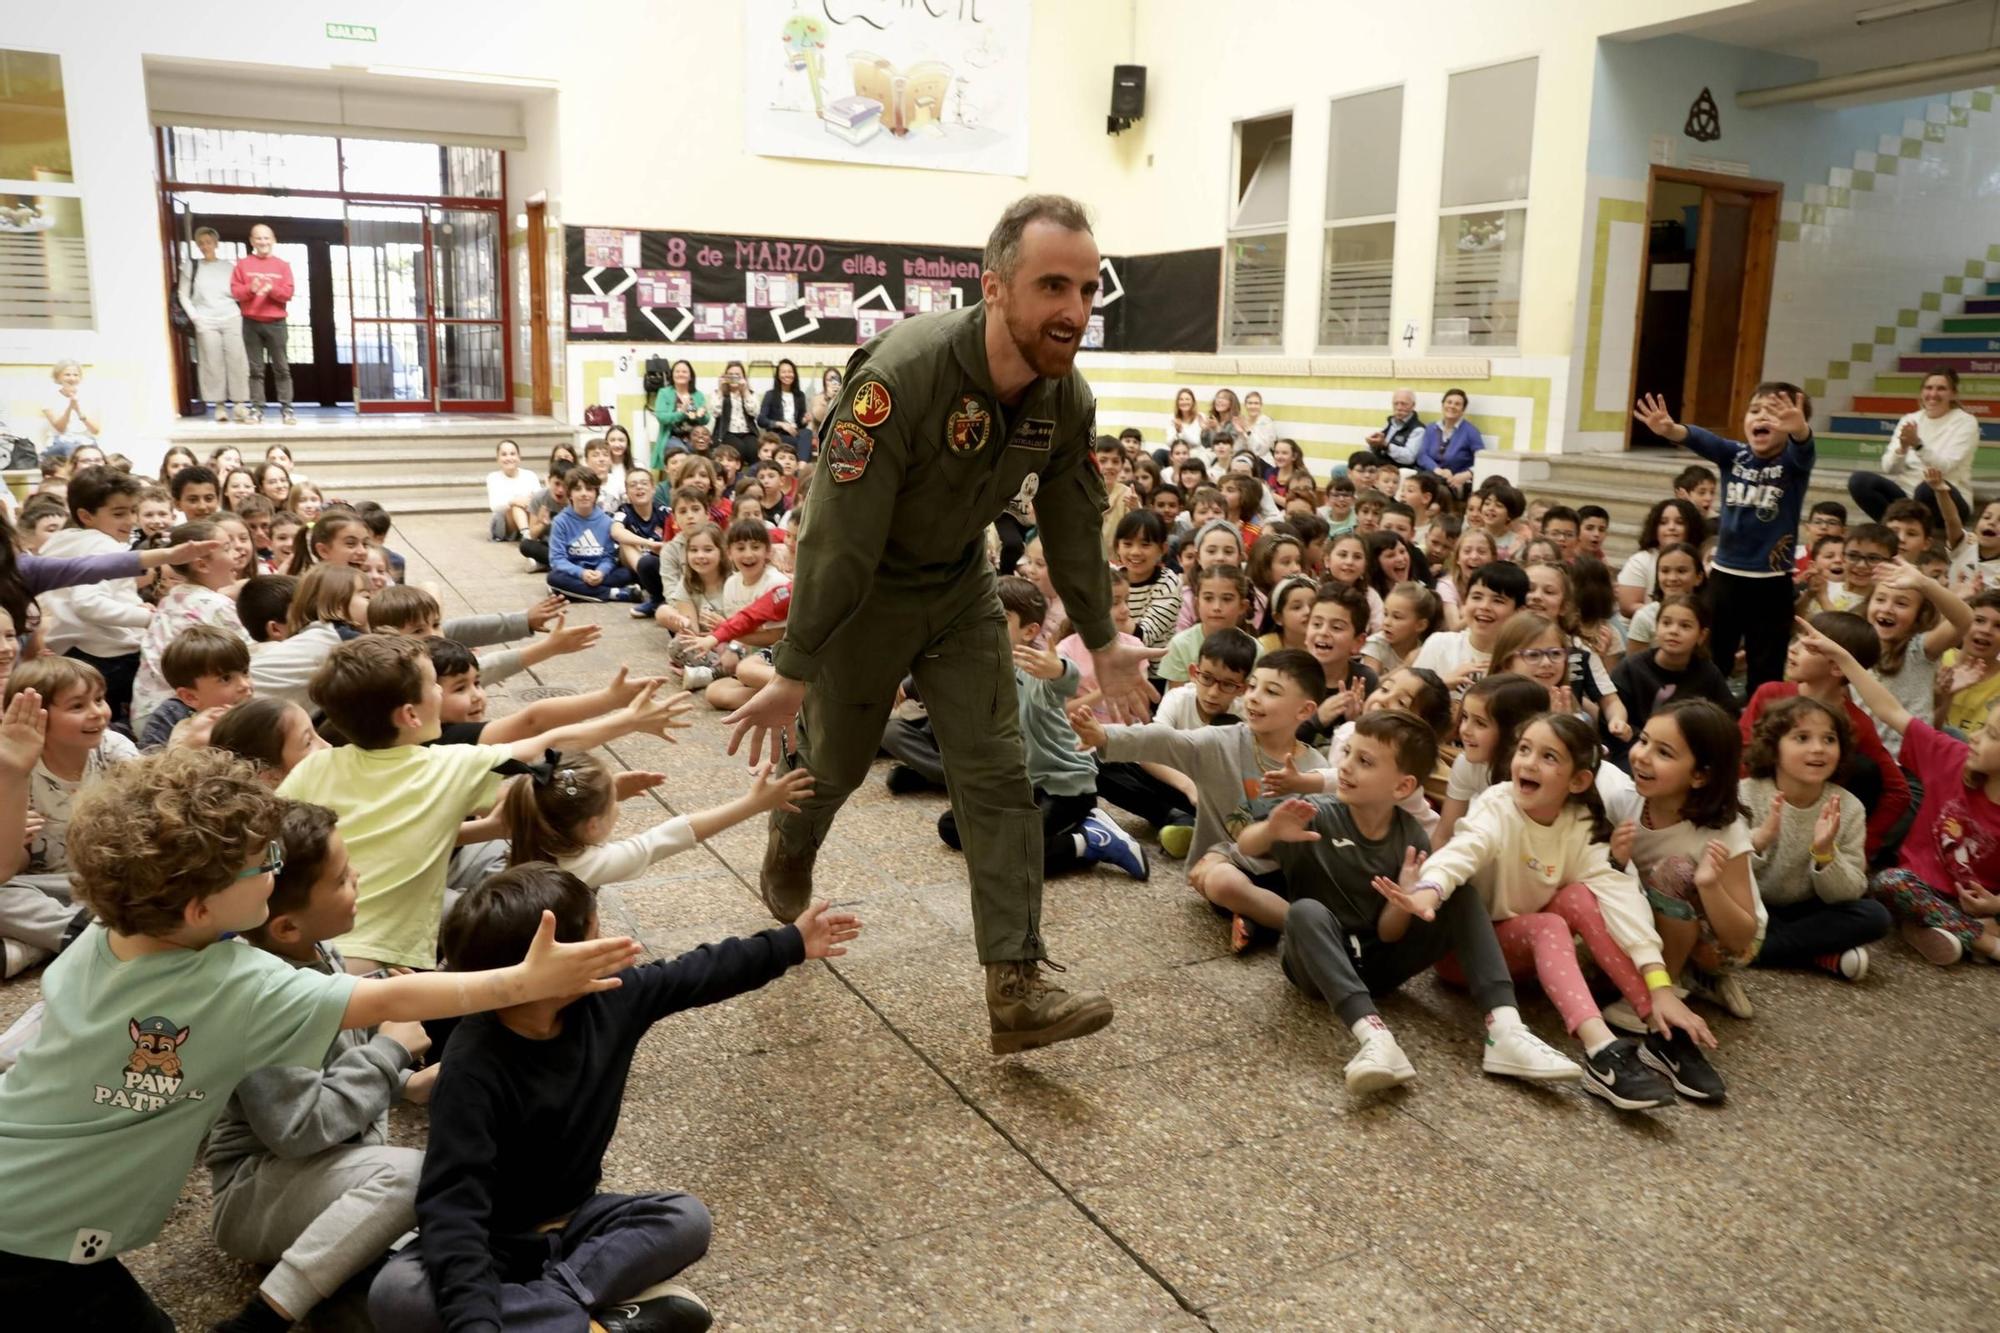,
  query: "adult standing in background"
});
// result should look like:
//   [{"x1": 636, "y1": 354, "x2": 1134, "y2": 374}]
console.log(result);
[
  {"x1": 230, "y1": 223, "x2": 296, "y2": 425},
  {"x1": 1240, "y1": 390, "x2": 1278, "y2": 465},
  {"x1": 758, "y1": 358, "x2": 813, "y2": 457},
  {"x1": 805, "y1": 366, "x2": 842, "y2": 460},
  {"x1": 650, "y1": 360, "x2": 707, "y2": 469},
  {"x1": 1368, "y1": 388, "x2": 1425, "y2": 468},
  {"x1": 1164, "y1": 387, "x2": 1206, "y2": 461},
  {"x1": 1847, "y1": 368, "x2": 1978, "y2": 528},
  {"x1": 1202, "y1": 387, "x2": 1246, "y2": 455},
  {"x1": 1416, "y1": 387, "x2": 1483, "y2": 495},
  {"x1": 178, "y1": 226, "x2": 250, "y2": 423},
  {"x1": 711, "y1": 360, "x2": 760, "y2": 460},
  {"x1": 726, "y1": 194, "x2": 1155, "y2": 1057}
]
